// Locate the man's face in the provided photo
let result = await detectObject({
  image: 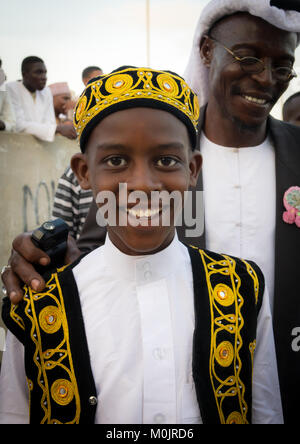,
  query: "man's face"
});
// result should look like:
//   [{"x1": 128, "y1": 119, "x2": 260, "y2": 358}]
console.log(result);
[
  {"x1": 283, "y1": 96, "x2": 300, "y2": 126},
  {"x1": 71, "y1": 107, "x2": 202, "y2": 255},
  {"x1": 203, "y1": 13, "x2": 297, "y2": 130},
  {"x1": 23, "y1": 62, "x2": 47, "y2": 92},
  {"x1": 53, "y1": 93, "x2": 71, "y2": 115}
]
